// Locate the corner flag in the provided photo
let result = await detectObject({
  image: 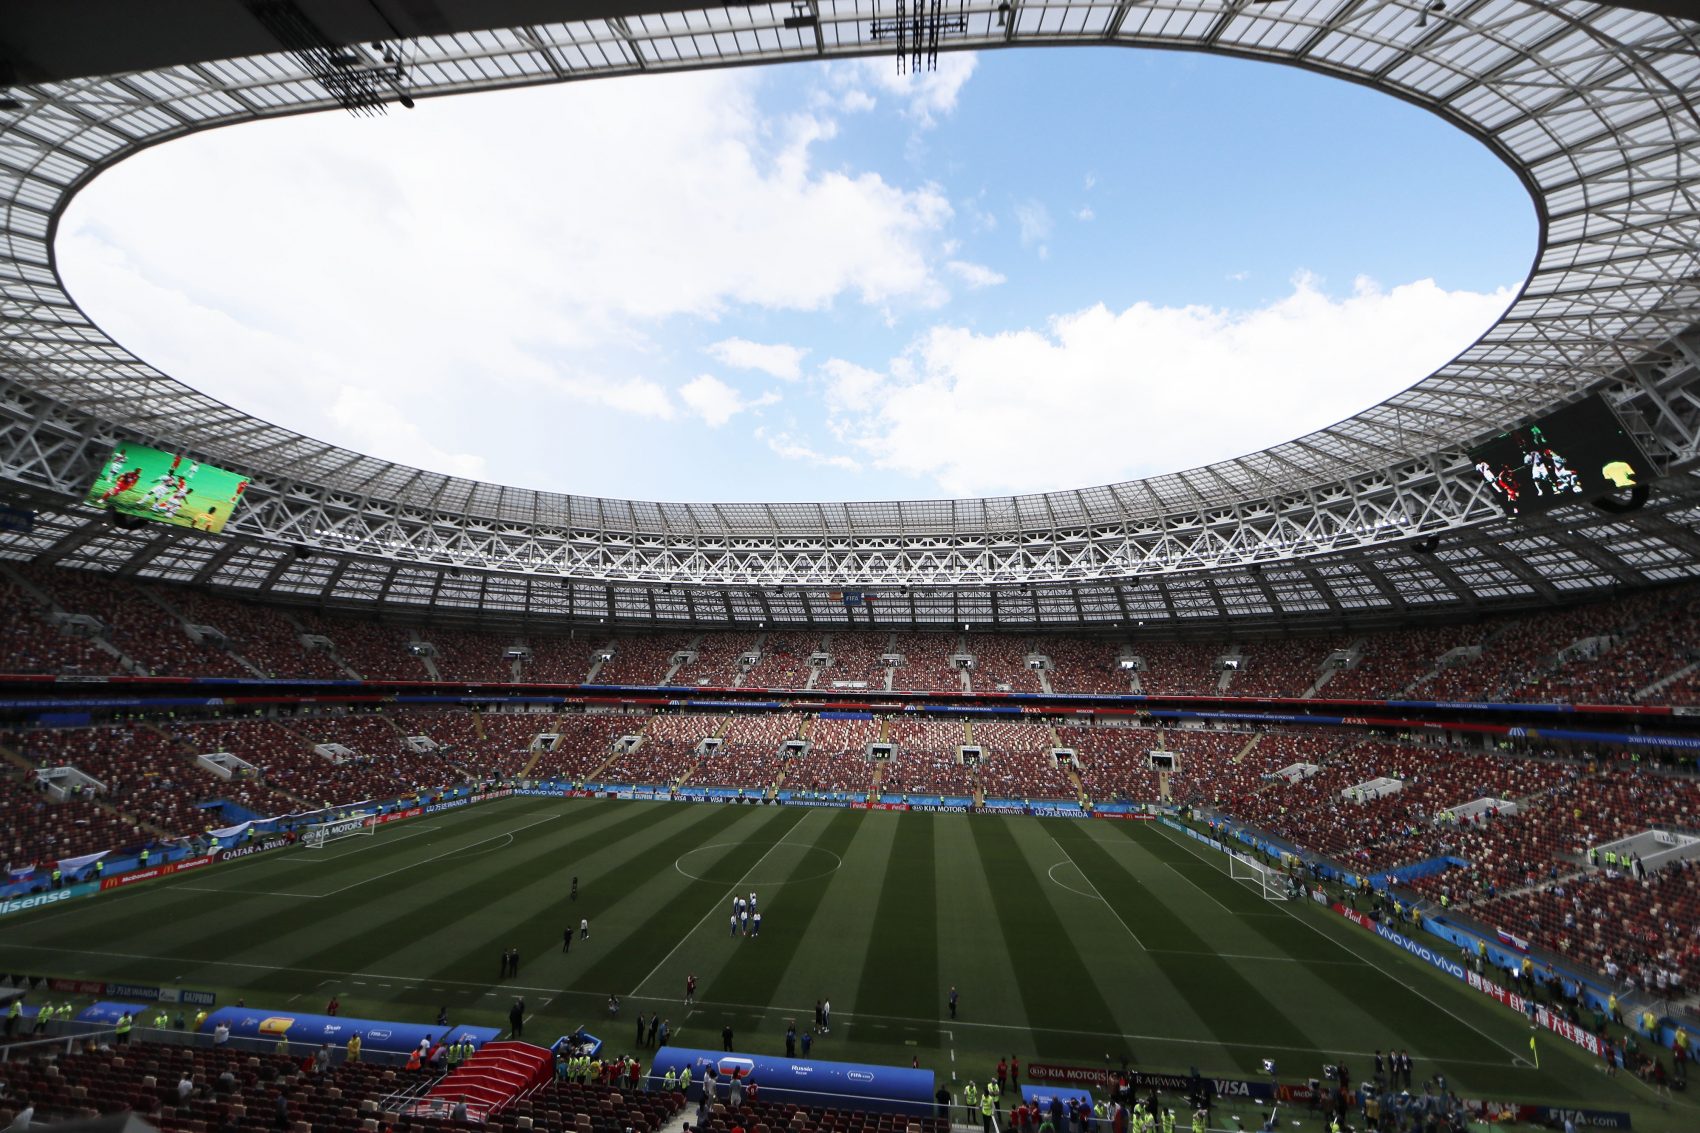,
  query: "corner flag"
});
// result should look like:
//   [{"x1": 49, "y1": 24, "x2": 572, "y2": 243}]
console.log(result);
[{"x1": 1529, "y1": 1035, "x2": 1539, "y2": 1068}]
